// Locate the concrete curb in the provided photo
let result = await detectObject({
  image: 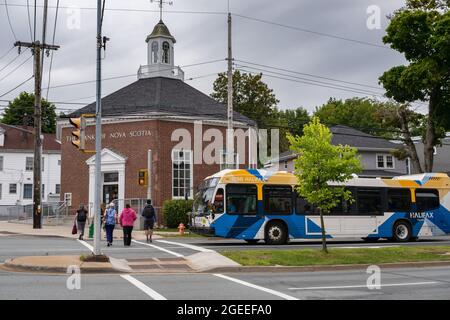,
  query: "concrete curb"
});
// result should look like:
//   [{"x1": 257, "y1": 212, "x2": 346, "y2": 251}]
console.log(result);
[
  {"x1": 2, "y1": 258, "x2": 126, "y2": 274},
  {"x1": 202, "y1": 260, "x2": 450, "y2": 273}
]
